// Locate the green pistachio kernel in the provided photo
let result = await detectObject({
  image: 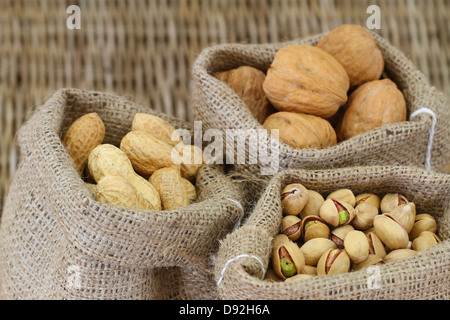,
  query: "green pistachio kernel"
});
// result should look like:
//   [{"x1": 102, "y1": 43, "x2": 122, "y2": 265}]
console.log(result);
[
  {"x1": 280, "y1": 257, "x2": 297, "y2": 277},
  {"x1": 304, "y1": 221, "x2": 316, "y2": 231},
  {"x1": 338, "y1": 210, "x2": 349, "y2": 225}
]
